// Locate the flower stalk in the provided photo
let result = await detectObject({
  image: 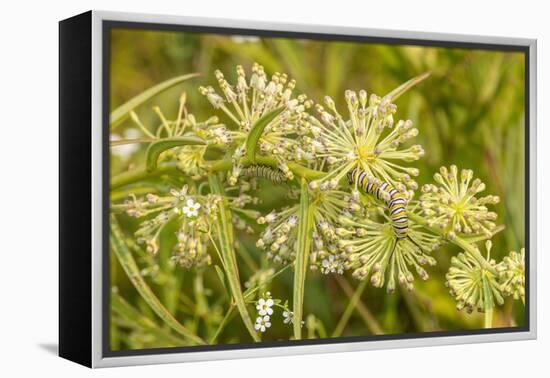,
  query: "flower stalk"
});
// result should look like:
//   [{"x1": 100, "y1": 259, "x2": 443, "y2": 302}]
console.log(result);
[
  {"x1": 332, "y1": 279, "x2": 369, "y2": 337},
  {"x1": 409, "y1": 212, "x2": 498, "y2": 275},
  {"x1": 110, "y1": 215, "x2": 206, "y2": 345},
  {"x1": 293, "y1": 179, "x2": 314, "y2": 339},
  {"x1": 208, "y1": 174, "x2": 260, "y2": 342}
]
